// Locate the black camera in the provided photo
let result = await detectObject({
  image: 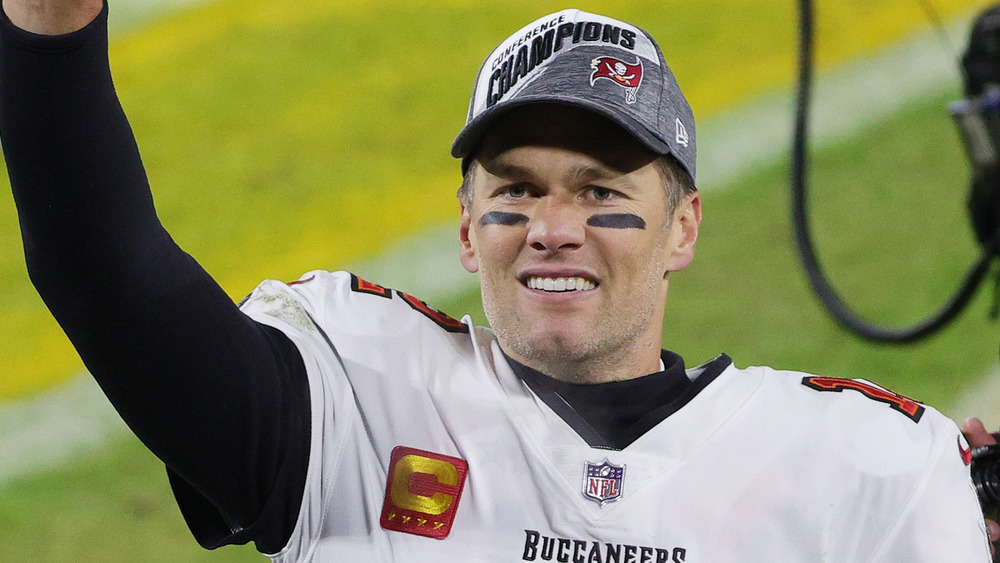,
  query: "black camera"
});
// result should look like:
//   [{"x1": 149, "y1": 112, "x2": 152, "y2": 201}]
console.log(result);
[
  {"x1": 972, "y1": 442, "x2": 1000, "y2": 515},
  {"x1": 952, "y1": 6, "x2": 1000, "y2": 252}
]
